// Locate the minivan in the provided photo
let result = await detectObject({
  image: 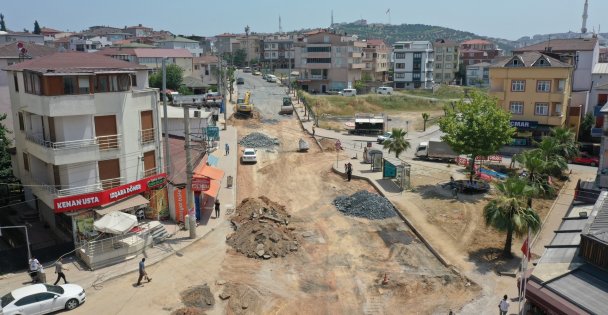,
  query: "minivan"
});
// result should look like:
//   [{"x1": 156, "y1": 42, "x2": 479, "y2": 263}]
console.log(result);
[
  {"x1": 377, "y1": 86, "x2": 393, "y2": 95},
  {"x1": 266, "y1": 75, "x2": 277, "y2": 83},
  {"x1": 340, "y1": 88, "x2": 357, "y2": 96}
]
